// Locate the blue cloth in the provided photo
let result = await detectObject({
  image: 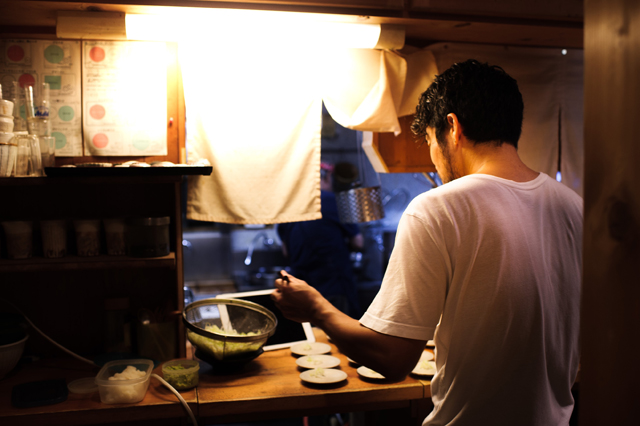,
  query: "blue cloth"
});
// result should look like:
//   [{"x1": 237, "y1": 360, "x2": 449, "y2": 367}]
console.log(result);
[{"x1": 277, "y1": 191, "x2": 361, "y2": 317}]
